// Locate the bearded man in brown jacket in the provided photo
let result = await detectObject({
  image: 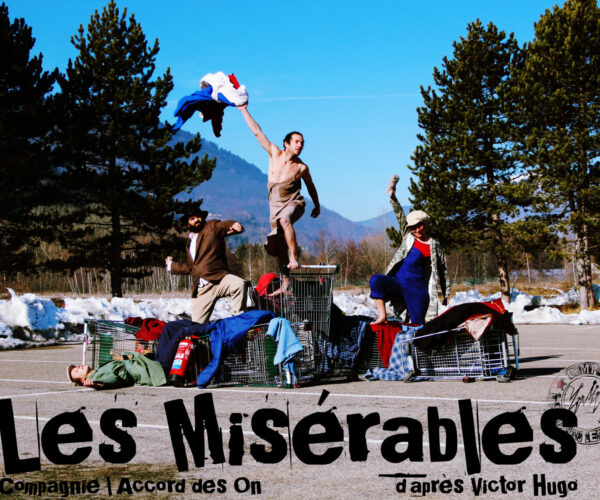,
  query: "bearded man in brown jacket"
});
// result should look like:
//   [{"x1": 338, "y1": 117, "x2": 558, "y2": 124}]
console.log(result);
[{"x1": 165, "y1": 207, "x2": 247, "y2": 323}]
